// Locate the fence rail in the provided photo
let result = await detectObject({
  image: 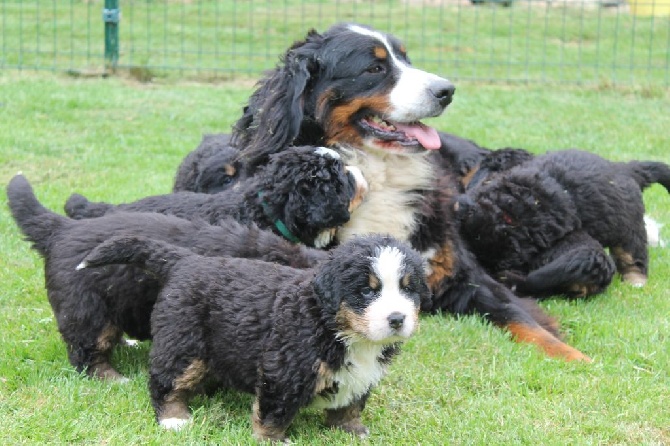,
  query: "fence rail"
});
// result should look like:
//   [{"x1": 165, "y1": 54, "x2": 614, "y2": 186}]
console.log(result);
[{"x1": 1, "y1": 0, "x2": 669, "y2": 86}]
